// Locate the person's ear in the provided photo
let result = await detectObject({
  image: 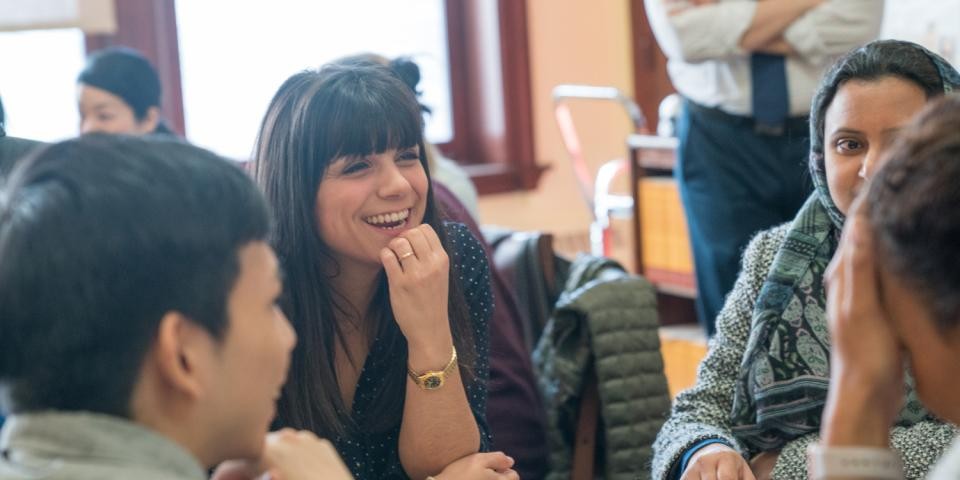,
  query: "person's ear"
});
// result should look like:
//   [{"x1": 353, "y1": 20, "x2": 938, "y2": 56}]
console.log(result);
[
  {"x1": 944, "y1": 316, "x2": 960, "y2": 351},
  {"x1": 137, "y1": 106, "x2": 160, "y2": 134},
  {"x1": 153, "y1": 311, "x2": 215, "y2": 401}
]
